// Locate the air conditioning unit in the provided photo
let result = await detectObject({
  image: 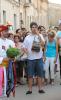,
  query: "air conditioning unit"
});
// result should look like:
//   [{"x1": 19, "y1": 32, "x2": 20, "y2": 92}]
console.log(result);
[
  {"x1": 24, "y1": 3, "x2": 30, "y2": 7},
  {"x1": 24, "y1": 0, "x2": 31, "y2": 7}
]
